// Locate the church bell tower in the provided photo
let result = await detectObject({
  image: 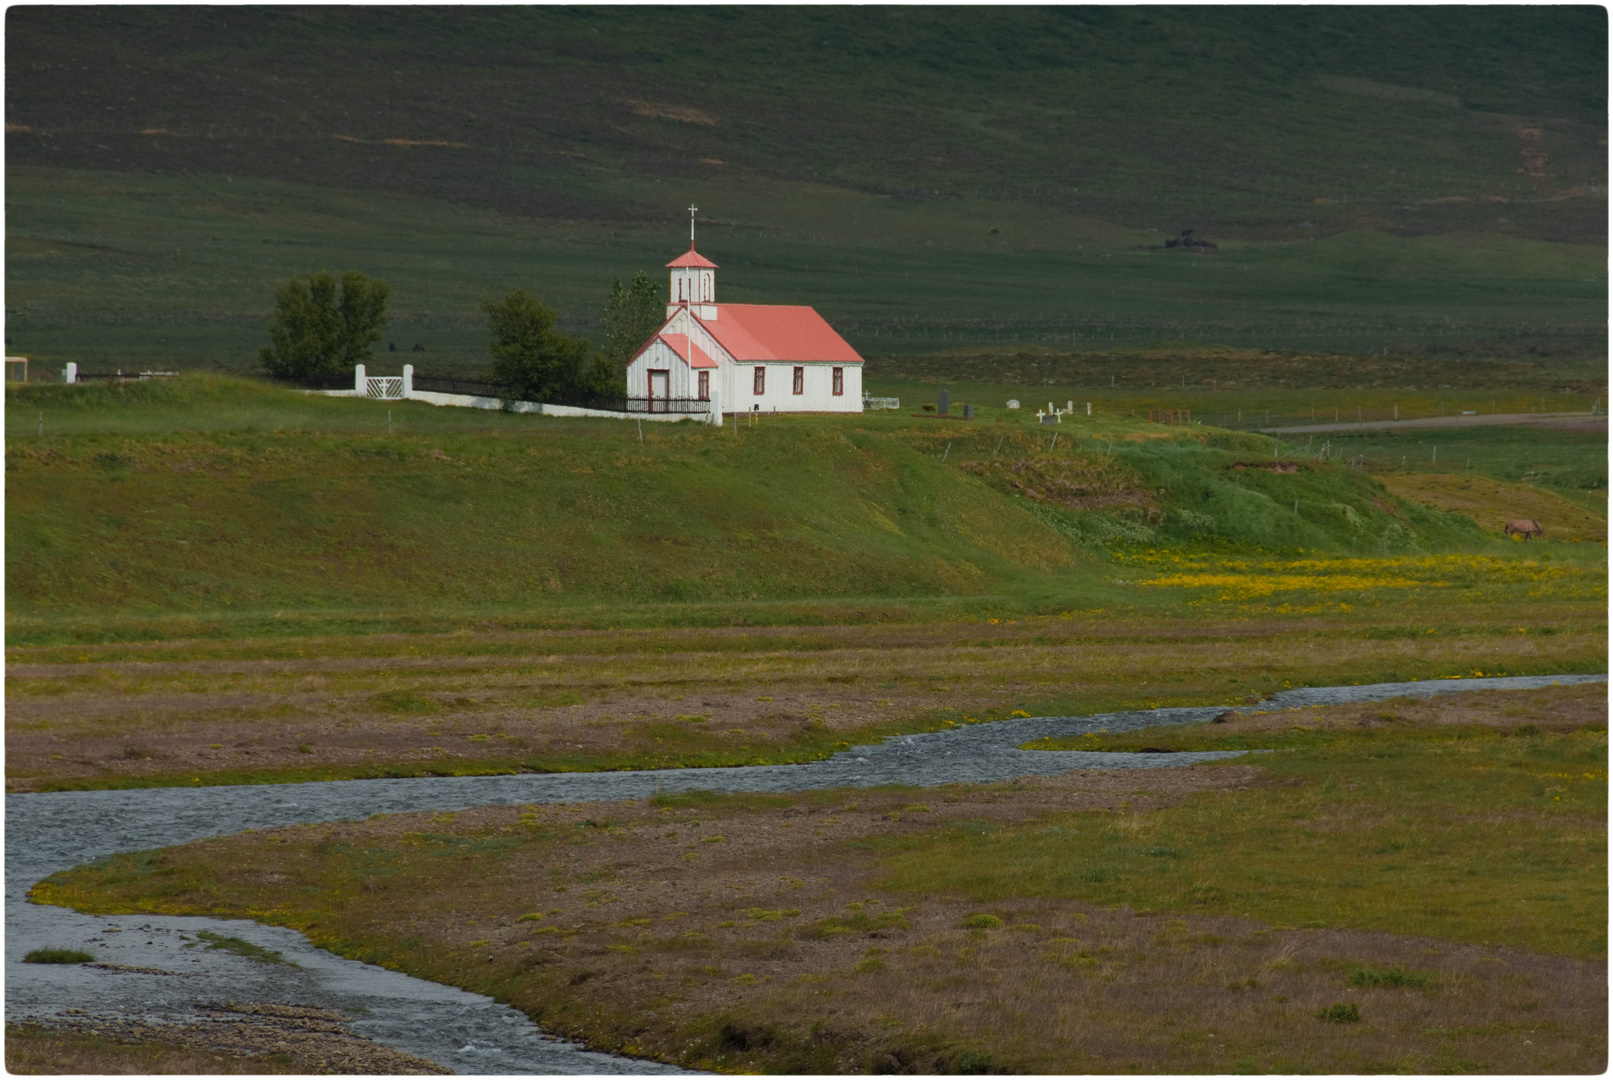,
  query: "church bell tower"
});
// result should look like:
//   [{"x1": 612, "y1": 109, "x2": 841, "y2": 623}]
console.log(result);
[{"x1": 667, "y1": 204, "x2": 718, "y2": 319}]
